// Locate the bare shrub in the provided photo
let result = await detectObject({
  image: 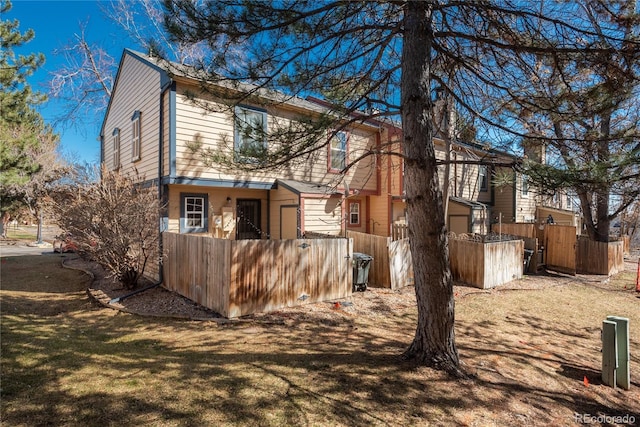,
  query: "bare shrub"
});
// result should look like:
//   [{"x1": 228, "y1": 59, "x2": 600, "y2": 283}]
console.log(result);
[{"x1": 51, "y1": 165, "x2": 162, "y2": 289}]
